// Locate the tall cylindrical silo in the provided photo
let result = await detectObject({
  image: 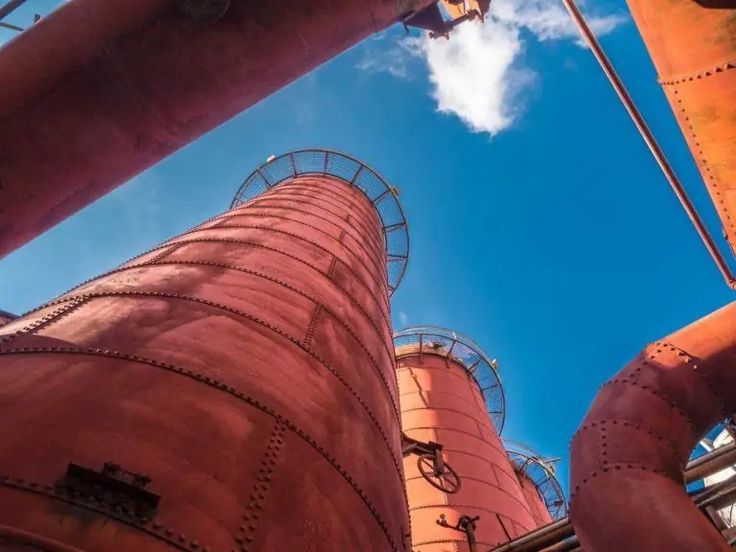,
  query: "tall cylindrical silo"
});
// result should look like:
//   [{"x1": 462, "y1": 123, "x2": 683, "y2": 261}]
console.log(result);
[
  {"x1": 0, "y1": 149, "x2": 410, "y2": 552},
  {"x1": 395, "y1": 327, "x2": 537, "y2": 551},
  {"x1": 505, "y1": 442, "x2": 567, "y2": 528}
]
